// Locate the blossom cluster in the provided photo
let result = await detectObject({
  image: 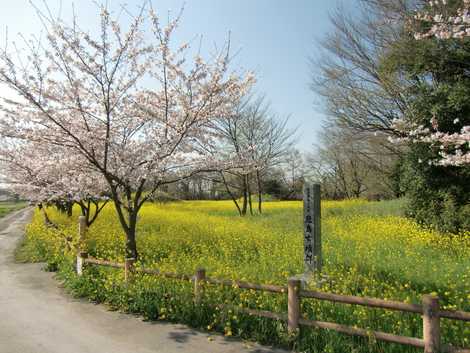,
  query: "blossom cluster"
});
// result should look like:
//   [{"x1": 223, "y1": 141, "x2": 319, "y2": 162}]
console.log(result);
[
  {"x1": 0, "y1": 140, "x2": 108, "y2": 203},
  {"x1": 390, "y1": 118, "x2": 470, "y2": 166},
  {"x1": 414, "y1": 0, "x2": 470, "y2": 39},
  {"x1": 392, "y1": 0, "x2": 470, "y2": 166}
]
